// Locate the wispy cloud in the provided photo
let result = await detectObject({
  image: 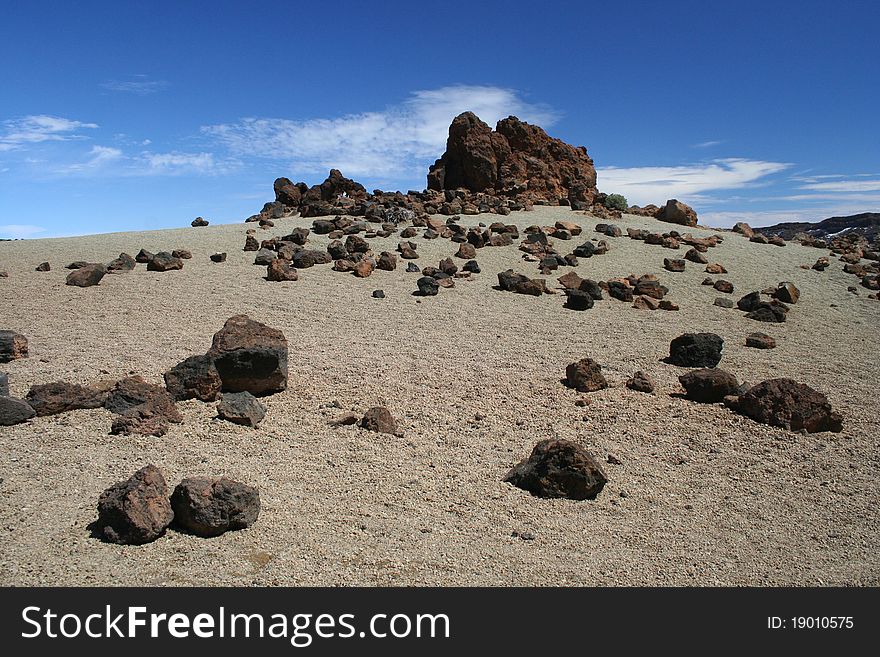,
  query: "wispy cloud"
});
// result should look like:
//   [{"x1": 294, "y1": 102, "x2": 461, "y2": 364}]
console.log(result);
[
  {"x1": 701, "y1": 201, "x2": 880, "y2": 229},
  {"x1": 598, "y1": 158, "x2": 791, "y2": 206},
  {"x1": 0, "y1": 115, "x2": 98, "y2": 151},
  {"x1": 0, "y1": 224, "x2": 47, "y2": 239},
  {"x1": 202, "y1": 85, "x2": 560, "y2": 181},
  {"x1": 100, "y1": 76, "x2": 169, "y2": 95},
  {"x1": 797, "y1": 179, "x2": 880, "y2": 193},
  {"x1": 141, "y1": 151, "x2": 217, "y2": 173},
  {"x1": 692, "y1": 140, "x2": 722, "y2": 149}
]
